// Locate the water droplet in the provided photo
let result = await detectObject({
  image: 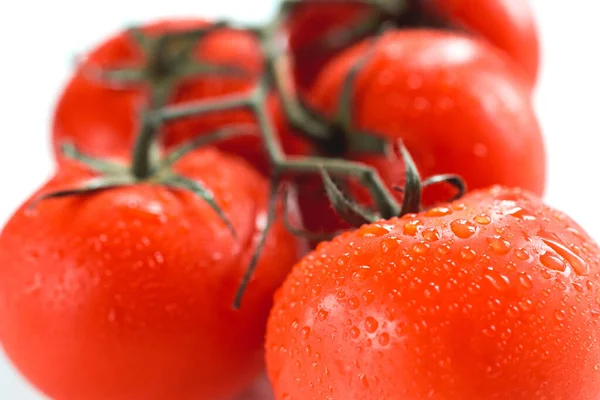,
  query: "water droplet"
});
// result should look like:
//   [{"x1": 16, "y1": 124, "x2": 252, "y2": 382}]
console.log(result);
[
  {"x1": 507, "y1": 306, "x2": 520, "y2": 318},
  {"x1": 348, "y1": 296, "x2": 360, "y2": 310},
  {"x1": 460, "y1": 246, "x2": 477, "y2": 262},
  {"x1": 424, "y1": 283, "x2": 440, "y2": 299},
  {"x1": 311, "y1": 285, "x2": 322, "y2": 297},
  {"x1": 437, "y1": 244, "x2": 451, "y2": 255},
  {"x1": 359, "y1": 373, "x2": 370, "y2": 388},
  {"x1": 403, "y1": 219, "x2": 423, "y2": 236},
  {"x1": 140, "y1": 236, "x2": 151, "y2": 247},
  {"x1": 351, "y1": 266, "x2": 371, "y2": 282},
  {"x1": 413, "y1": 97, "x2": 430, "y2": 111},
  {"x1": 473, "y1": 143, "x2": 488, "y2": 158},
  {"x1": 291, "y1": 320, "x2": 299, "y2": 330},
  {"x1": 572, "y1": 282, "x2": 585, "y2": 293},
  {"x1": 488, "y1": 298, "x2": 501, "y2": 311},
  {"x1": 468, "y1": 283, "x2": 481, "y2": 294},
  {"x1": 519, "y1": 299, "x2": 533, "y2": 311},
  {"x1": 363, "y1": 290, "x2": 375, "y2": 305},
  {"x1": 451, "y1": 219, "x2": 477, "y2": 239},
  {"x1": 317, "y1": 309, "x2": 329, "y2": 321},
  {"x1": 488, "y1": 236, "x2": 511, "y2": 255},
  {"x1": 540, "y1": 251, "x2": 566, "y2": 272},
  {"x1": 300, "y1": 326, "x2": 311, "y2": 340},
  {"x1": 350, "y1": 326, "x2": 361, "y2": 339},
  {"x1": 474, "y1": 214, "x2": 492, "y2": 225},
  {"x1": 337, "y1": 254, "x2": 349, "y2": 266},
  {"x1": 380, "y1": 237, "x2": 400, "y2": 253},
  {"x1": 154, "y1": 252, "x2": 165, "y2": 265},
  {"x1": 500, "y1": 328, "x2": 513, "y2": 341},
  {"x1": 554, "y1": 309, "x2": 567, "y2": 321},
  {"x1": 359, "y1": 224, "x2": 390, "y2": 237},
  {"x1": 484, "y1": 270, "x2": 510, "y2": 291},
  {"x1": 412, "y1": 242, "x2": 430, "y2": 255},
  {"x1": 515, "y1": 248, "x2": 530, "y2": 261},
  {"x1": 407, "y1": 74, "x2": 423, "y2": 90},
  {"x1": 422, "y1": 228, "x2": 441, "y2": 242},
  {"x1": 540, "y1": 268, "x2": 553, "y2": 279},
  {"x1": 518, "y1": 272, "x2": 533, "y2": 289},
  {"x1": 540, "y1": 231, "x2": 589, "y2": 276},
  {"x1": 436, "y1": 96, "x2": 454, "y2": 112},
  {"x1": 365, "y1": 317, "x2": 379, "y2": 333},
  {"x1": 483, "y1": 325, "x2": 497, "y2": 337},
  {"x1": 505, "y1": 262, "x2": 517, "y2": 272},
  {"x1": 304, "y1": 345, "x2": 312, "y2": 356},
  {"x1": 426, "y1": 207, "x2": 452, "y2": 217},
  {"x1": 507, "y1": 207, "x2": 536, "y2": 221},
  {"x1": 378, "y1": 332, "x2": 391, "y2": 346},
  {"x1": 568, "y1": 306, "x2": 578, "y2": 316}
]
